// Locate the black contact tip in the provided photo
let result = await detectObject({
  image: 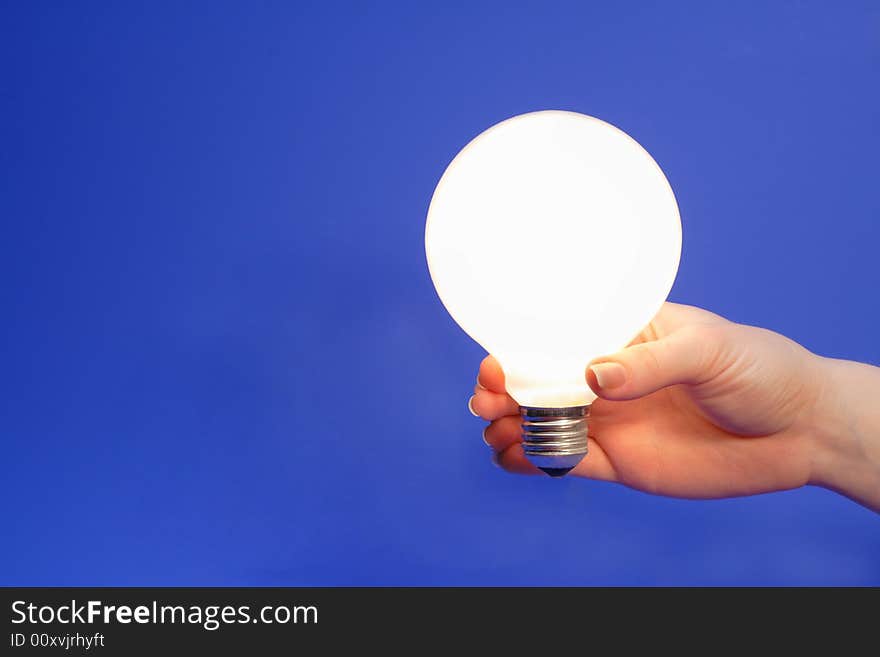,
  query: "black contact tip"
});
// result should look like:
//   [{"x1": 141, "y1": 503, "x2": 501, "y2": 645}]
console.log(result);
[{"x1": 539, "y1": 467, "x2": 574, "y2": 478}]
